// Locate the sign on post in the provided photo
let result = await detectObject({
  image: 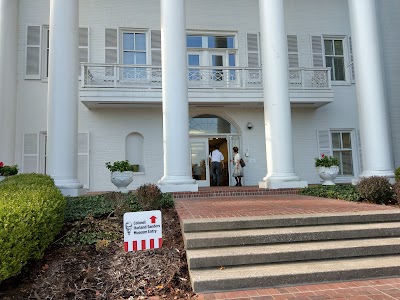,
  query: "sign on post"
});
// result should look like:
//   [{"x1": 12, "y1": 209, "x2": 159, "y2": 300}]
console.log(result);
[{"x1": 123, "y1": 210, "x2": 162, "y2": 252}]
